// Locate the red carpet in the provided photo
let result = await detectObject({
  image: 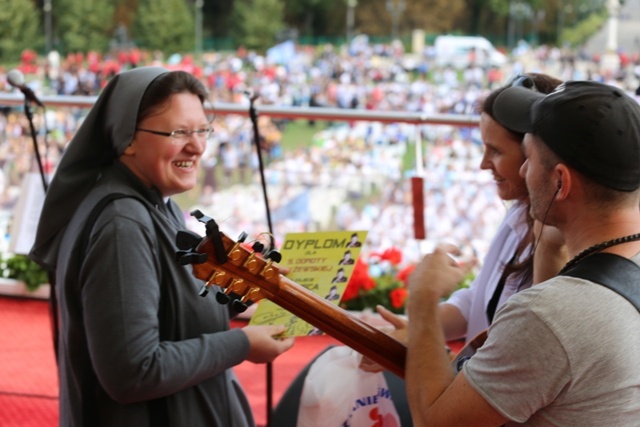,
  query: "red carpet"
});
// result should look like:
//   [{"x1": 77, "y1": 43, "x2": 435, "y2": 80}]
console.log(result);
[{"x1": 0, "y1": 296, "x2": 340, "y2": 427}]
